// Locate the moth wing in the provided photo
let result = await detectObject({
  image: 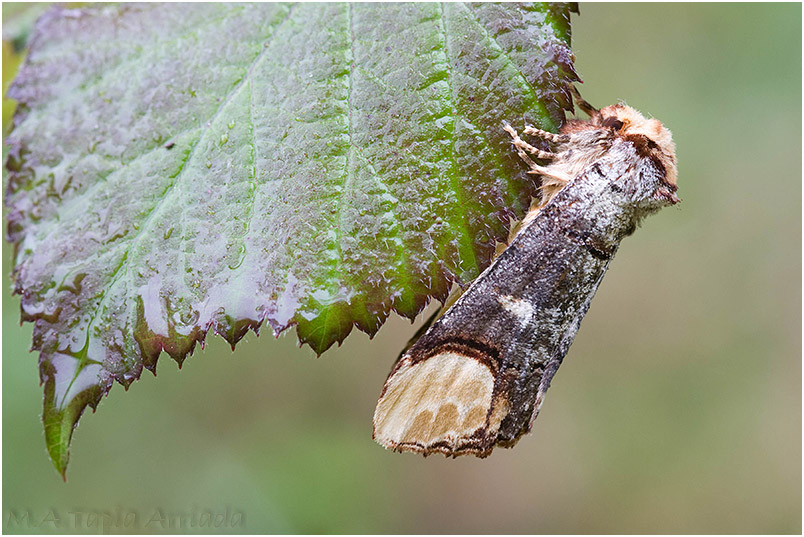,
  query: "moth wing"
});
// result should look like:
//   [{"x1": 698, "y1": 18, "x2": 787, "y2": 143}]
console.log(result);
[
  {"x1": 373, "y1": 343, "x2": 509, "y2": 457},
  {"x1": 374, "y1": 194, "x2": 613, "y2": 456},
  {"x1": 373, "y1": 287, "x2": 540, "y2": 456}
]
